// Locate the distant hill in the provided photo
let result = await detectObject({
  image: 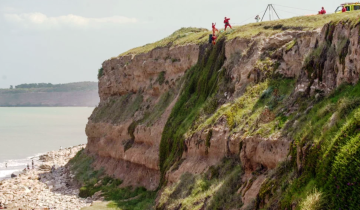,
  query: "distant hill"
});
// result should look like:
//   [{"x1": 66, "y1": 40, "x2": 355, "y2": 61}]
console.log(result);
[{"x1": 0, "y1": 82, "x2": 99, "y2": 107}]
